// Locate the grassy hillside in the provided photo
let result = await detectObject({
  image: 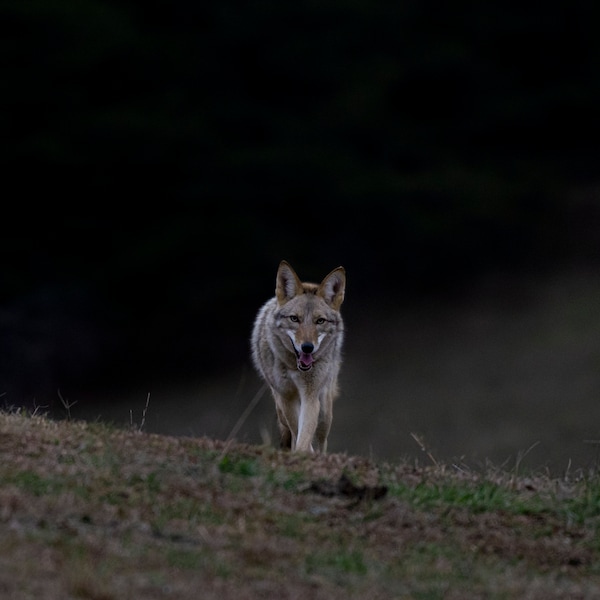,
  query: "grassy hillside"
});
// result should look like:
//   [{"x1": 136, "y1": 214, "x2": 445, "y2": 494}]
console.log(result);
[{"x1": 1, "y1": 410, "x2": 600, "y2": 599}]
